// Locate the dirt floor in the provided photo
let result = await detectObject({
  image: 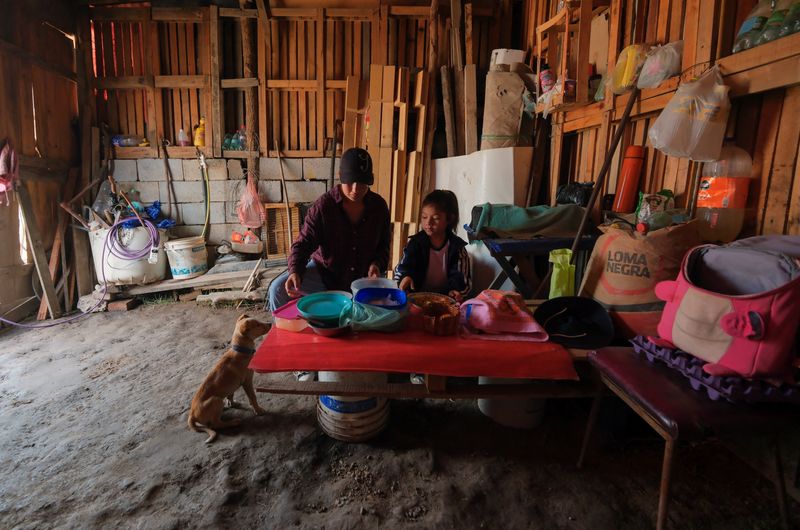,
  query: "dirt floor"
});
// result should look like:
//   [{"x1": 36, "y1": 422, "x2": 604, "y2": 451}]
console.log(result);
[{"x1": 0, "y1": 302, "x2": 796, "y2": 529}]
